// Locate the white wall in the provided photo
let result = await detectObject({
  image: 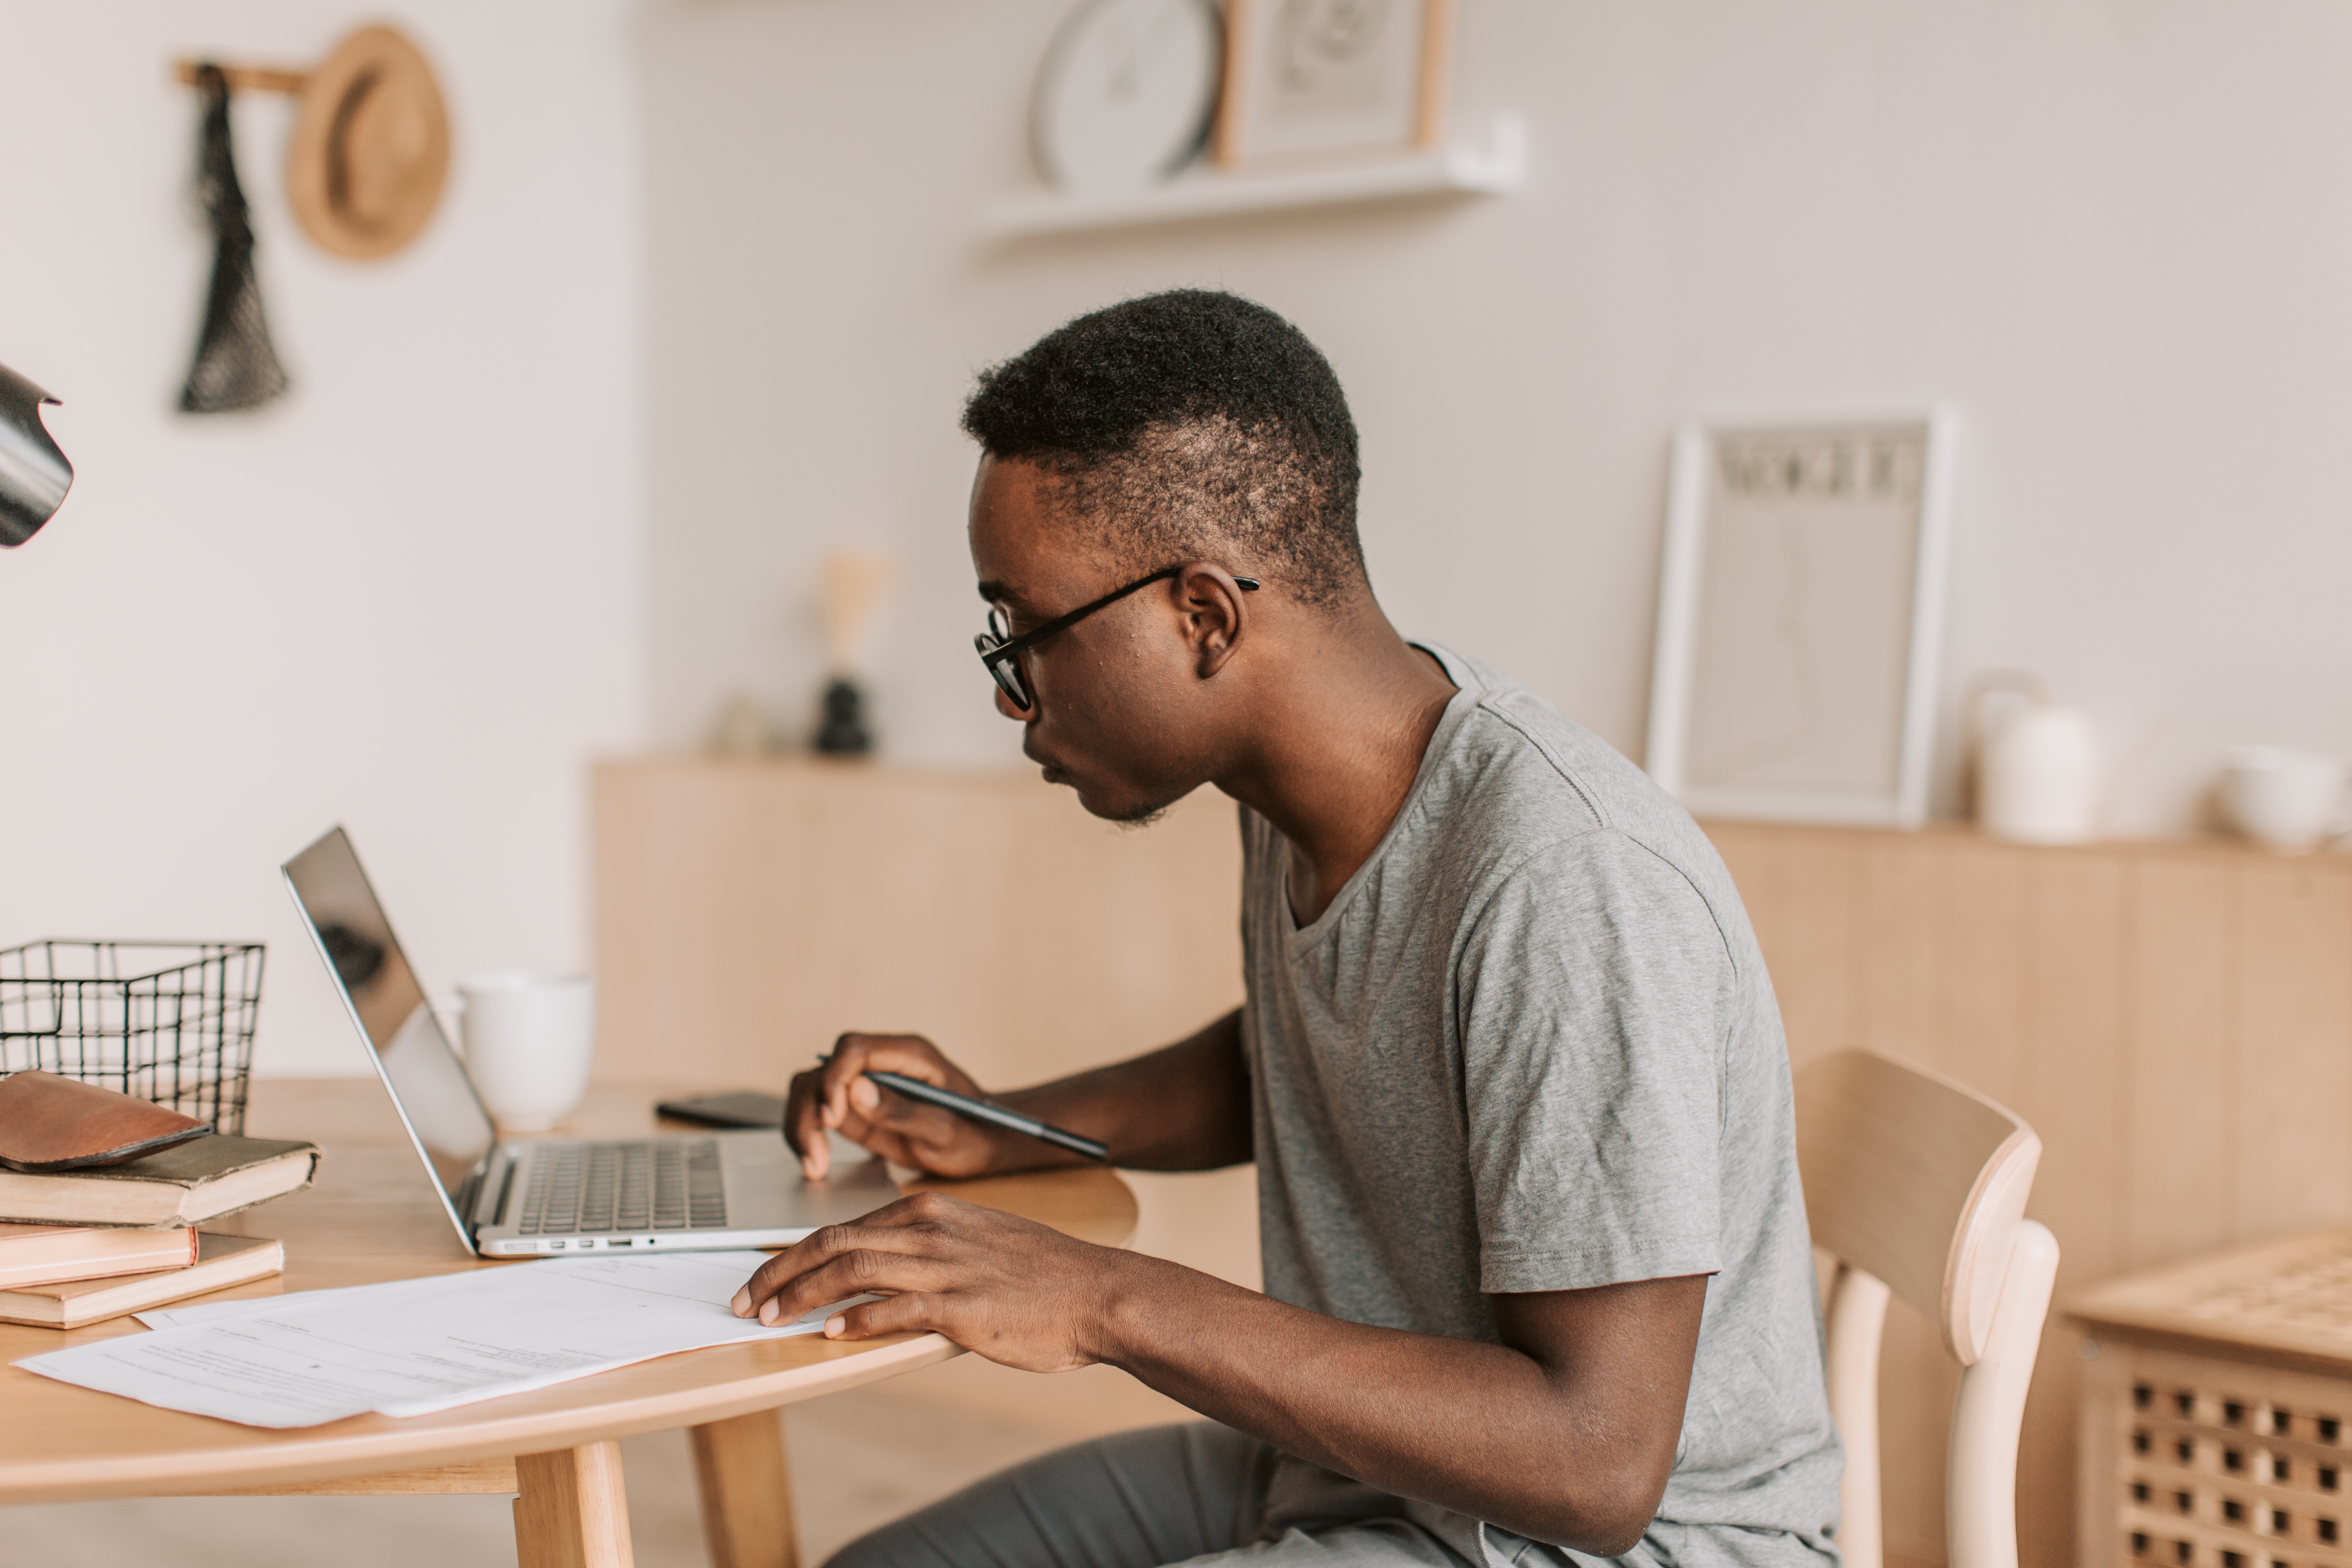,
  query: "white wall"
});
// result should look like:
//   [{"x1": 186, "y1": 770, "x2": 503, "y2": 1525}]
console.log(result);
[
  {"x1": 641, "y1": 0, "x2": 2352, "y2": 835},
  {"x1": 8, "y1": 0, "x2": 2346, "y2": 1087},
  {"x1": 0, "y1": 2, "x2": 645, "y2": 1077}
]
